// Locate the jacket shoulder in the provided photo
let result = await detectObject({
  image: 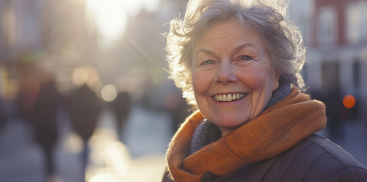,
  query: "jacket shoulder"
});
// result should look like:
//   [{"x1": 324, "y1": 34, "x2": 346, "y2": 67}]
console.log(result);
[
  {"x1": 305, "y1": 134, "x2": 363, "y2": 167},
  {"x1": 277, "y1": 134, "x2": 367, "y2": 182},
  {"x1": 305, "y1": 134, "x2": 364, "y2": 168},
  {"x1": 211, "y1": 134, "x2": 367, "y2": 182}
]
